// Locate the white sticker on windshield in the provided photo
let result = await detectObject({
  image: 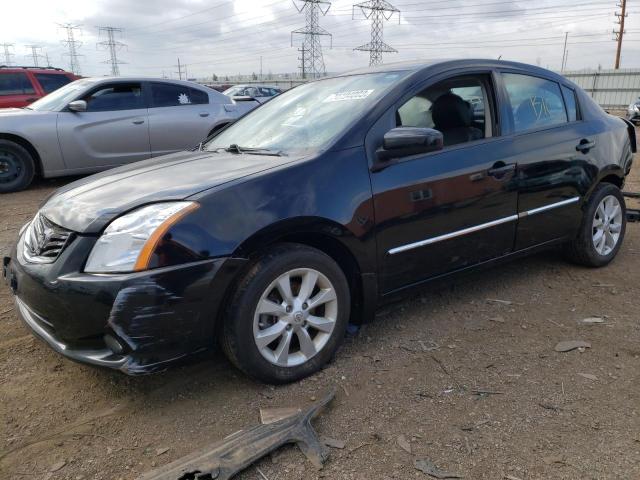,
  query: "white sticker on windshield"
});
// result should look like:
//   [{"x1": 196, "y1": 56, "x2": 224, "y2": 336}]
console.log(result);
[{"x1": 323, "y1": 89, "x2": 374, "y2": 103}]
